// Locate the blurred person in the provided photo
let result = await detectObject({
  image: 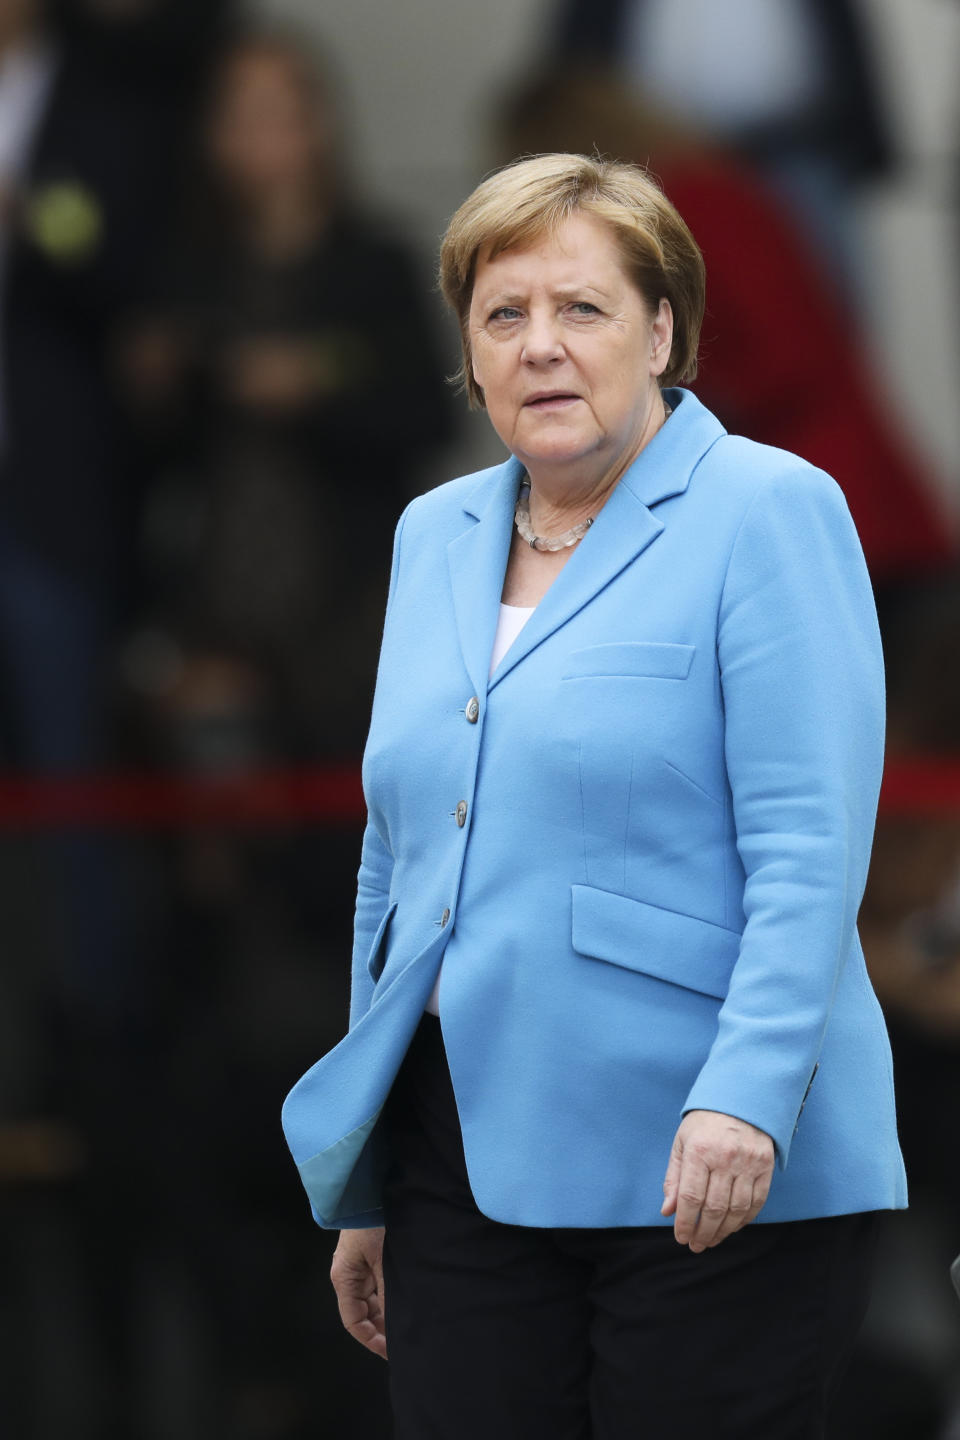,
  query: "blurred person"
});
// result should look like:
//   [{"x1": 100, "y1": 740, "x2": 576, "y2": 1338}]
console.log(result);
[
  {"x1": 115, "y1": 28, "x2": 452, "y2": 1435},
  {"x1": 496, "y1": 67, "x2": 954, "y2": 585},
  {"x1": 550, "y1": 0, "x2": 894, "y2": 296},
  {"x1": 0, "y1": 0, "x2": 123, "y2": 776},
  {"x1": 0, "y1": 0, "x2": 168, "y2": 1178},
  {"x1": 0, "y1": 3, "x2": 240, "y2": 1433},
  {"x1": 284, "y1": 153, "x2": 905, "y2": 1439},
  {"x1": 122, "y1": 28, "x2": 454, "y2": 764},
  {"x1": 0, "y1": 0, "x2": 202, "y2": 849}
]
